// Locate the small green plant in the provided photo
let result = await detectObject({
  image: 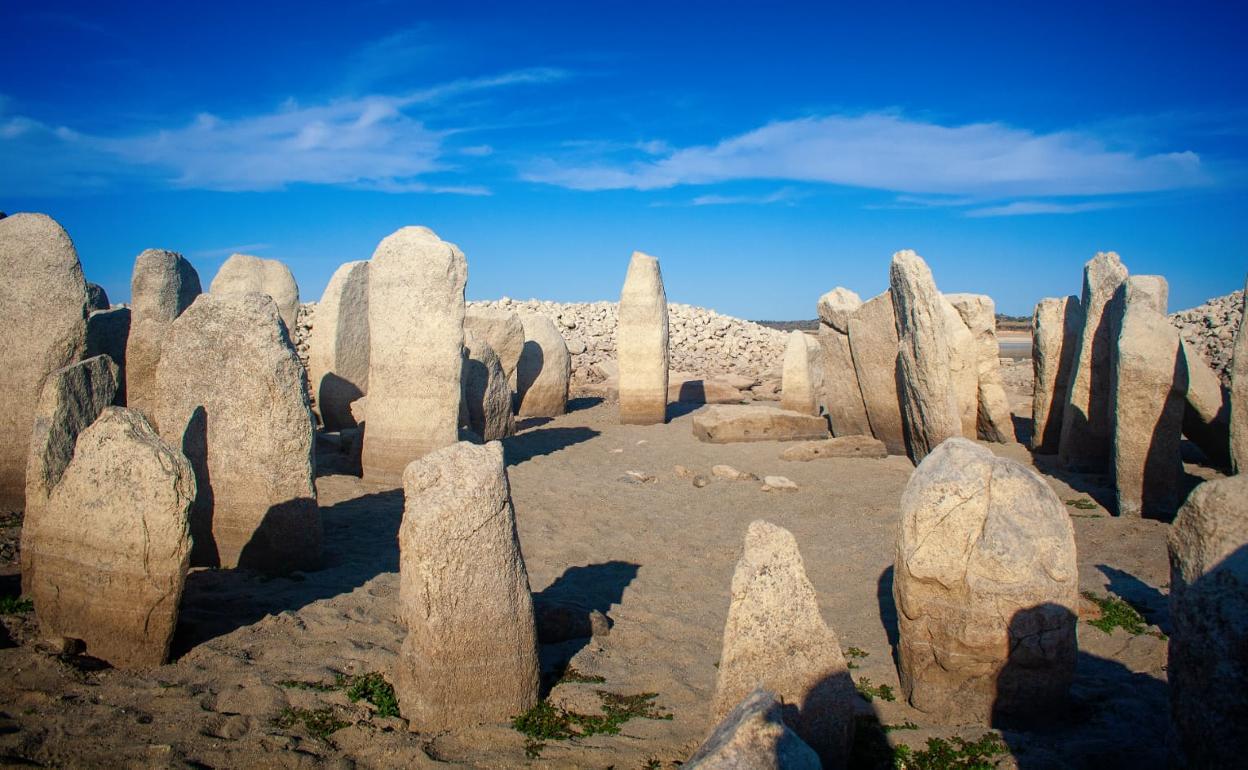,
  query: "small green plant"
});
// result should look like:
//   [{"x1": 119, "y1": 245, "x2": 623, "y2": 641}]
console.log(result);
[
  {"x1": 893, "y1": 733, "x2": 1007, "y2": 769},
  {"x1": 855, "y1": 677, "x2": 896, "y2": 702},
  {"x1": 559, "y1": 666, "x2": 607, "y2": 684},
  {"x1": 274, "y1": 706, "x2": 349, "y2": 740},
  {"x1": 640, "y1": 759, "x2": 662, "y2": 769},
  {"x1": 345, "y1": 672, "x2": 399, "y2": 718},
  {"x1": 277, "y1": 678, "x2": 341, "y2": 692},
  {"x1": 1065, "y1": 498, "x2": 1098, "y2": 510},
  {"x1": 512, "y1": 690, "x2": 673, "y2": 758},
  {"x1": 0, "y1": 595, "x2": 33, "y2": 614},
  {"x1": 844, "y1": 646, "x2": 869, "y2": 670},
  {"x1": 884, "y1": 720, "x2": 920, "y2": 732},
  {"x1": 1082, "y1": 592, "x2": 1165, "y2": 639}
]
